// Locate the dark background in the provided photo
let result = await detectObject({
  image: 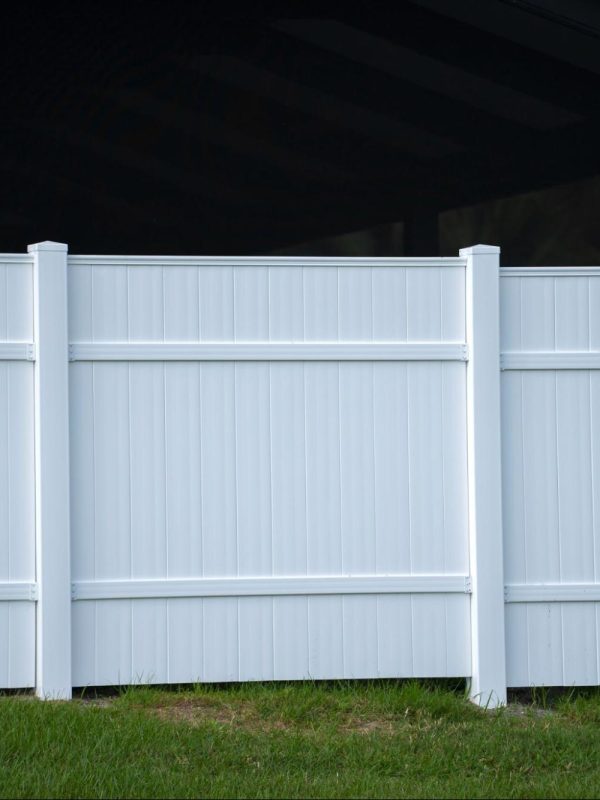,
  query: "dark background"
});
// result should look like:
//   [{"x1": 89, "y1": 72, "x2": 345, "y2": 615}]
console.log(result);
[{"x1": 2, "y1": 0, "x2": 600, "y2": 263}]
